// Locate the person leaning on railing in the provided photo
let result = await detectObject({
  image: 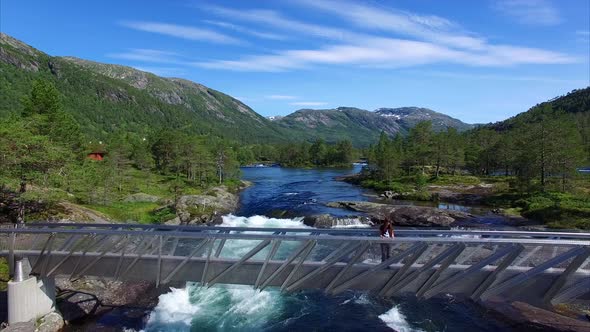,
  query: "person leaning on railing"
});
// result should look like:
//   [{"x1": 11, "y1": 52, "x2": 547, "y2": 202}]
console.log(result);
[{"x1": 379, "y1": 217, "x2": 395, "y2": 262}]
